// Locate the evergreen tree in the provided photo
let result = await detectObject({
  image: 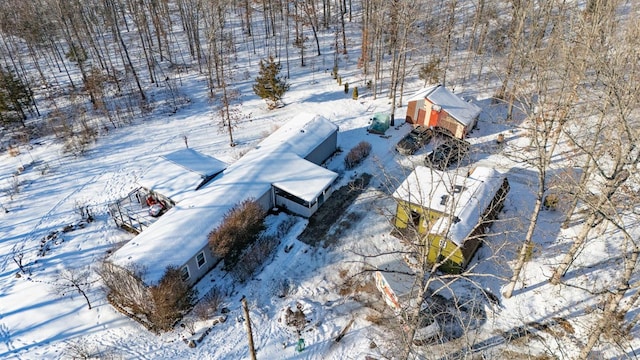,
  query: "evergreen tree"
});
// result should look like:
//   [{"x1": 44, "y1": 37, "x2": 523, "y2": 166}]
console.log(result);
[
  {"x1": 253, "y1": 56, "x2": 289, "y2": 109},
  {"x1": 0, "y1": 68, "x2": 33, "y2": 128}
]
